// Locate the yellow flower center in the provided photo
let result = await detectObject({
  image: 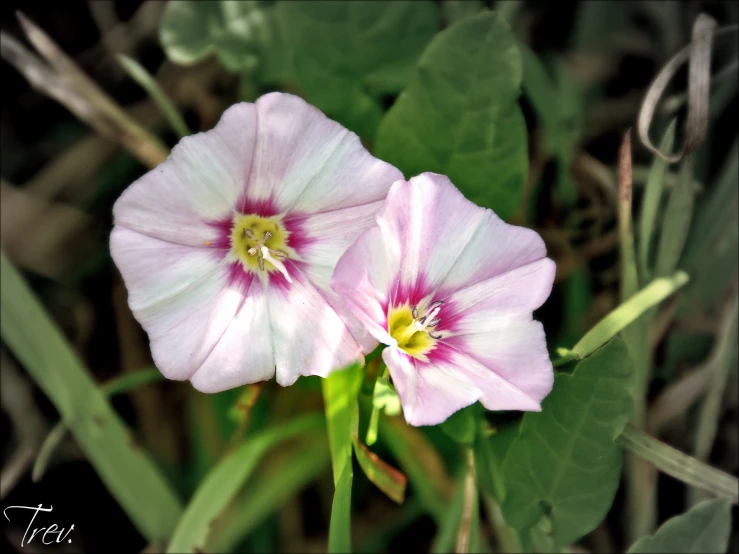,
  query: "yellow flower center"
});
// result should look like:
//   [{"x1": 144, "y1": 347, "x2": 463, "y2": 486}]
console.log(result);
[
  {"x1": 387, "y1": 301, "x2": 444, "y2": 360},
  {"x1": 231, "y1": 214, "x2": 293, "y2": 281}
]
